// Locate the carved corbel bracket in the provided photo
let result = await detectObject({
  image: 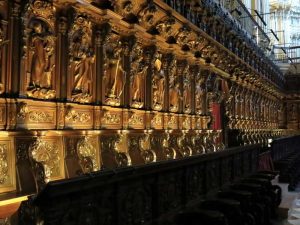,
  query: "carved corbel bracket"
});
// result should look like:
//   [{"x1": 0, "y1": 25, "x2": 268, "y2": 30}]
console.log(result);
[
  {"x1": 76, "y1": 136, "x2": 99, "y2": 173},
  {"x1": 162, "y1": 131, "x2": 176, "y2": 159},
  {"x1": 113, "y1": 131, "x2": 132, "y2": 167},
  {"x1": 139, "y1": 131, "x2": 156, "y2": 163},
  {"x1": 28, "y1": 137, "x2": 60, "y2": 188}
]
